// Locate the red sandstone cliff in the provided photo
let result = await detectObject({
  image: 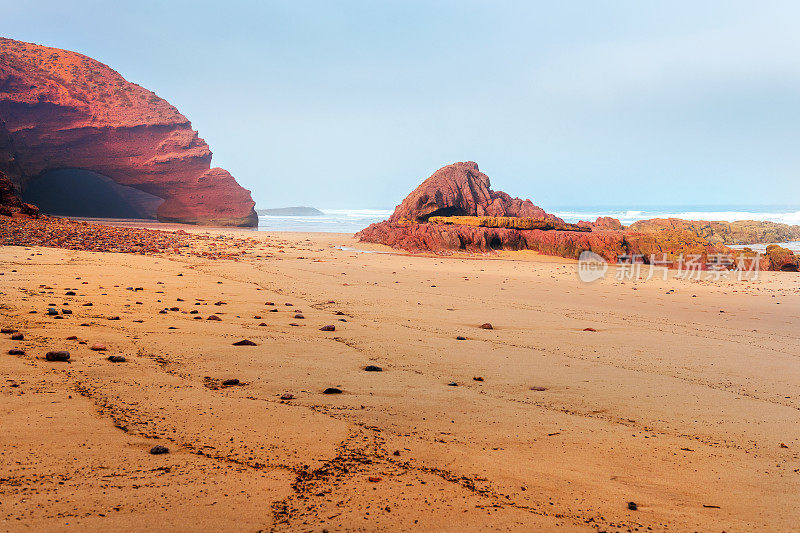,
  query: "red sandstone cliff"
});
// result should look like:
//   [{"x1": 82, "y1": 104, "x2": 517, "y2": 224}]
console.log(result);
[{"x1": 0, "y1": 37, "x2": 256, "y2": 226}]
